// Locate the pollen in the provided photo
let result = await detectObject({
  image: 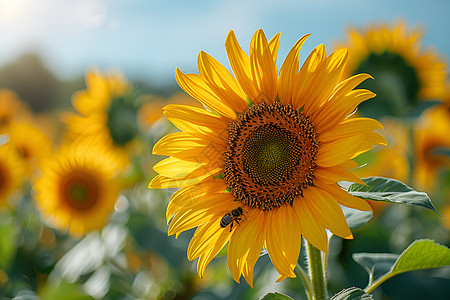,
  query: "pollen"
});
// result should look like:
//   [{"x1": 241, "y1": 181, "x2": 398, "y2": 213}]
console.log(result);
[{"x1": 224, "y1": 101, "x2": 319, "y2": 210}]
